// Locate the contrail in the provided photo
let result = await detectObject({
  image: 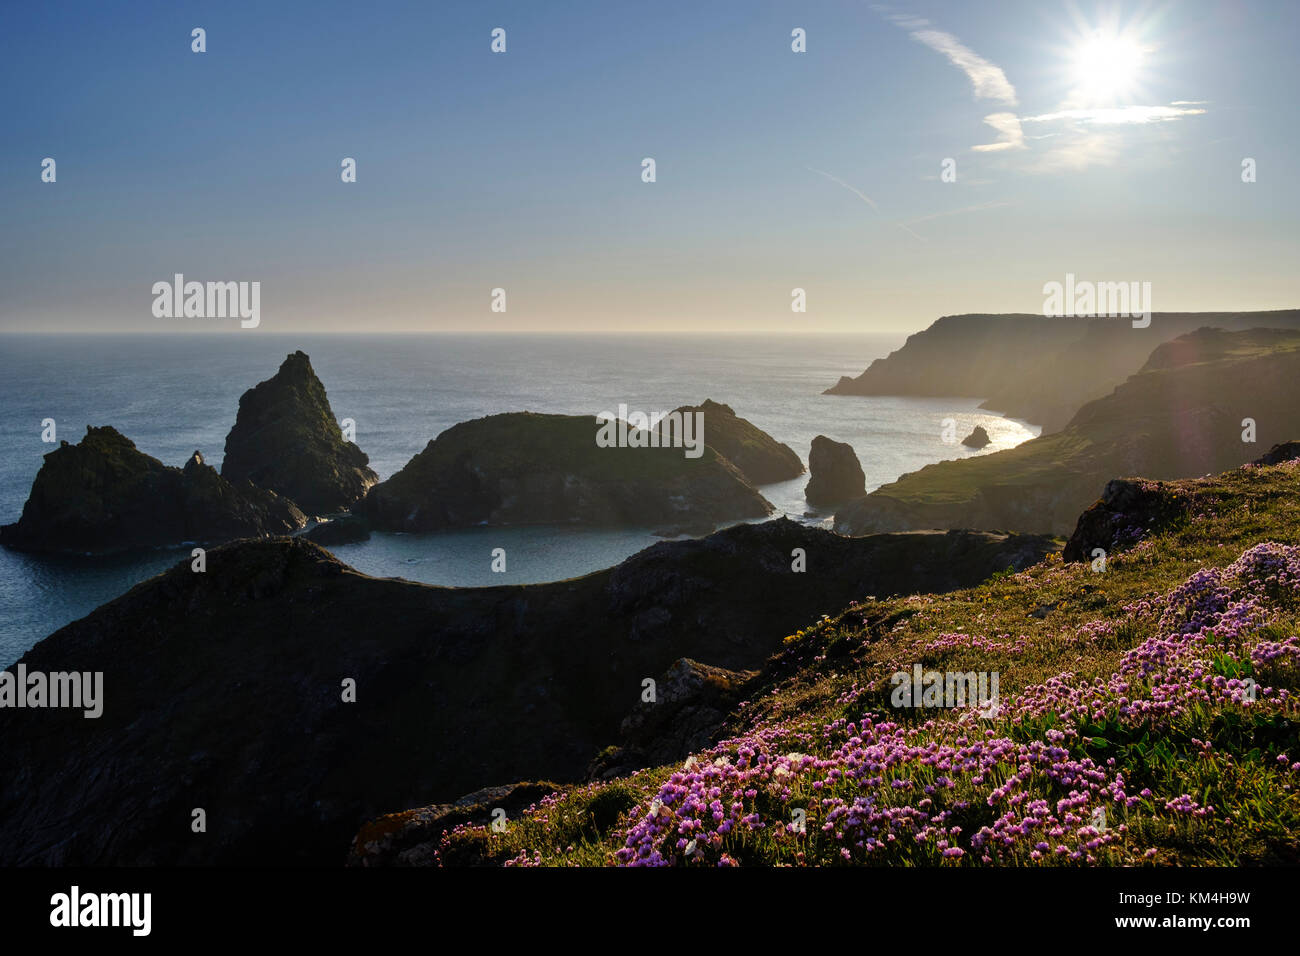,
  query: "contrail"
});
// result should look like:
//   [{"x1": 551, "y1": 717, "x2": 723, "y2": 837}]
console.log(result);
[
  {"x1": 806, "y1": 166, "x2": 926, "y2": 242},
  {"x1": 806, "y1": 166, "x2": 882, "y2": 213}
]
